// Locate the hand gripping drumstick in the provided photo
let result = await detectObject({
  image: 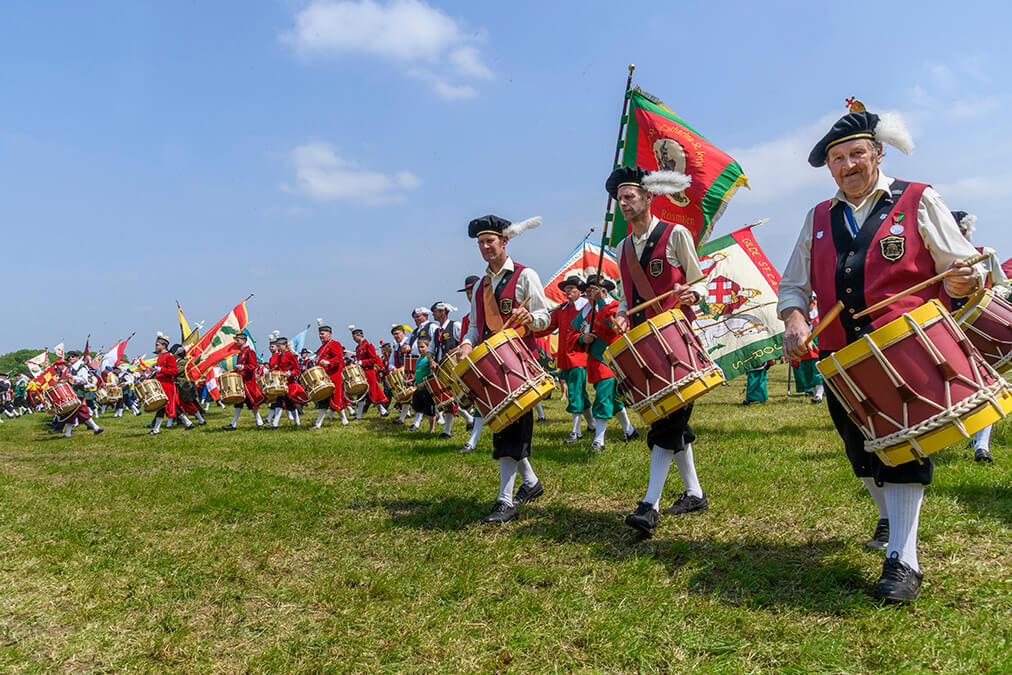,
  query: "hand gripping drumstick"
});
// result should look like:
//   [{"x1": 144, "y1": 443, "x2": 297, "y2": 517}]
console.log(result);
[
  {"x1": 852, "y1": 251, "x2": 989, "y2": 320},
  {"x1": 501, "y1": 297, "x2": 532, "y2": 332},
  {"x1": 803, "y1": 301, "x2": 844, "y2": 350},
  {"x1": 624, "y1": 275, "x2": 708, "y2": 317}
]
